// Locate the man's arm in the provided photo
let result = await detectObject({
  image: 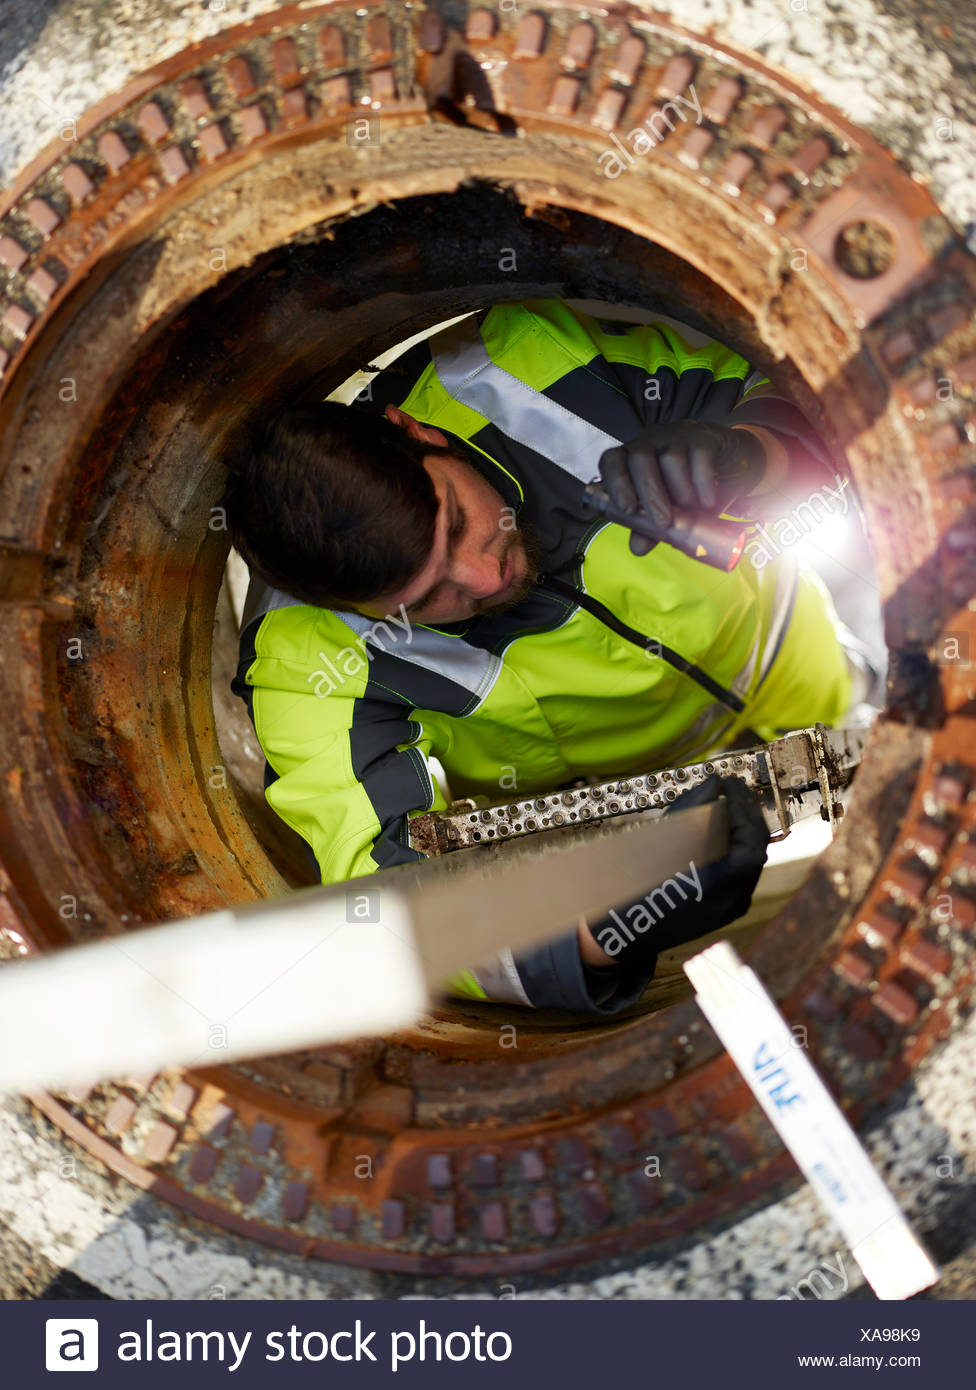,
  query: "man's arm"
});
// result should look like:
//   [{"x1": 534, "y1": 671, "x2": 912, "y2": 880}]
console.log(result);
[
  {"x1": 234, "y1": 602, "x2": 649, "y2": 1014},
  {"x1": 548, "y1": 304, "x2": 838, "y2": 537},
  {"x1": 721, "y1": 376, "x2": 837, "y2": 519},
  {"x1": 576, "y1": 776, "x2": 771, "y2": 970},
  {"x1": 728, "y1": 423, "x2": 792, "y2": 503},
  {"x1": 235, "y1": 610, "x2": 442, "y2": 881}
]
